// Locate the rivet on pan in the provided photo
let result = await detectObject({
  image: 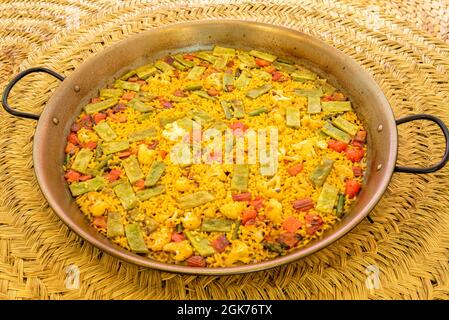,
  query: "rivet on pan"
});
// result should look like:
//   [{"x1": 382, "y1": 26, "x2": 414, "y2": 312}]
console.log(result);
[
  {"x1": 74, "y1": 85, "x2": 80, "y2": 92},
  {"x1": 52, "y1": 117, "x2": 59, "y2": 125},
  {"x1": 377, "y1": 124, "x2": 383, "y2": 132},
  {"x1": 377, "y1": 164, "x2": 382, "y2": 171}
]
